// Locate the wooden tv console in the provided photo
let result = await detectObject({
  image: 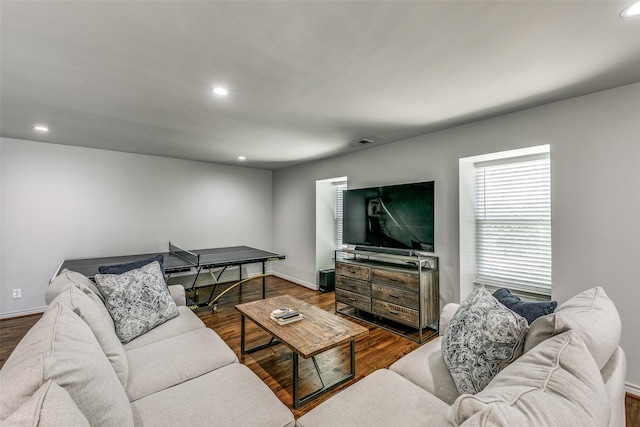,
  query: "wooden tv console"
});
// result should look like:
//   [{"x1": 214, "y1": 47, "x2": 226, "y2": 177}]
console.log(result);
[{"x1": 334, "y1": 248, "x2": 439, "y2": 343}]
